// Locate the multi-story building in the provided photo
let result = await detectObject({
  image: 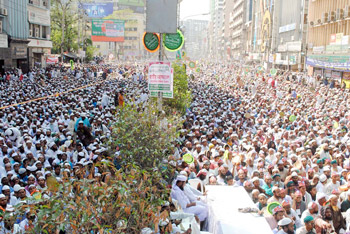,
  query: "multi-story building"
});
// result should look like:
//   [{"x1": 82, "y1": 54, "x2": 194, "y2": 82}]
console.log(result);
[
  {"x1": 27, "y1": 0, "x2": 52, "y2": 68},
  {"x1": 230, "y1": 0, "x2": 245, "y2": 60},
  {"x1": 209, "y1": 0, "x2": 224, "y2": 60},
  {"x1": 307, "y1": 0, "x2": 350, "y2": 83},
  {"x1": 273, "y1": 0, "x2": 309, "y2": 71},
  {"x1": 220, "y1": 0, "x2": 234, "y2": 60},
  {"x1": 244, "y1": 0, "x2": 254, "y2": 61},
  {"x1": 0, "y1": 0, "x2": 30, "y2": 73},
  {"x1": 182, "y1": 19, "x2": 208, "y2": 59},
  {"x1": 93, "y1": 11, "x2": 145, "y2": 60}
]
